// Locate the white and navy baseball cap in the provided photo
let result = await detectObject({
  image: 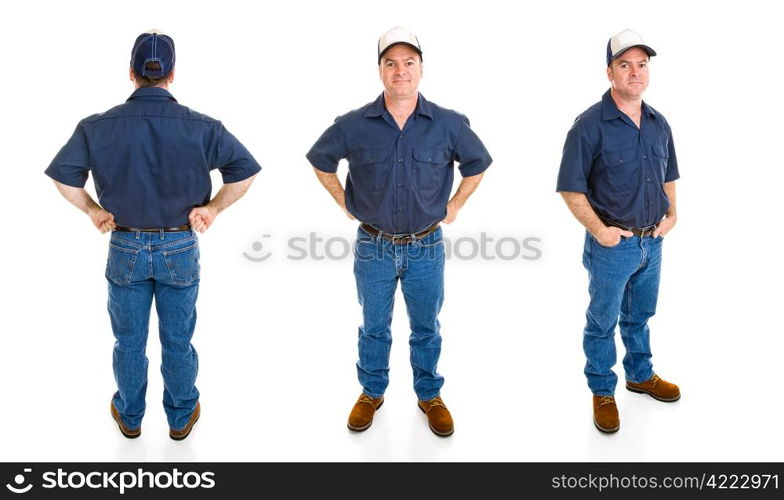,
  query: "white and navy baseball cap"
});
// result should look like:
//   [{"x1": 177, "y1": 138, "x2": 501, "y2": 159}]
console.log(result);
[
  {"x1": 606, "y1": 29, "x2": 656, "y2": 66},
  {"x1": 131, "y1": 29, "x2": 175, "y2": 78},
  {"x1": 377, "y1": 26, "x2": 422, "y2": 63}
]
